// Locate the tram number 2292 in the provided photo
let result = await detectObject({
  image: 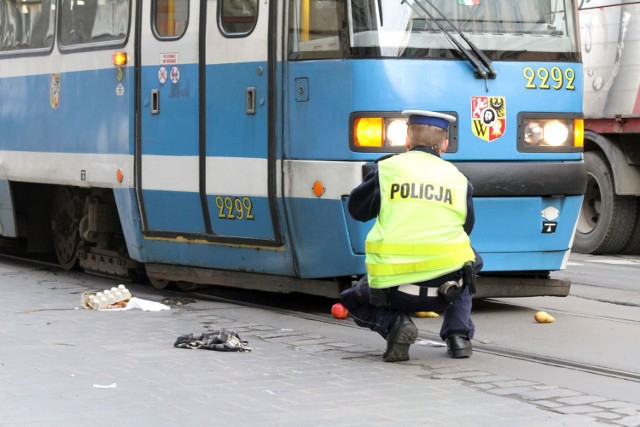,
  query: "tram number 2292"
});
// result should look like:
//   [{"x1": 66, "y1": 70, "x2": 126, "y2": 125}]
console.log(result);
[
  {"x1": 523, "y1": 66, "x2": 575, "y2": 91},
  {"x1": 215, "y1": 196, "x2": 255, "y2": 220}
]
